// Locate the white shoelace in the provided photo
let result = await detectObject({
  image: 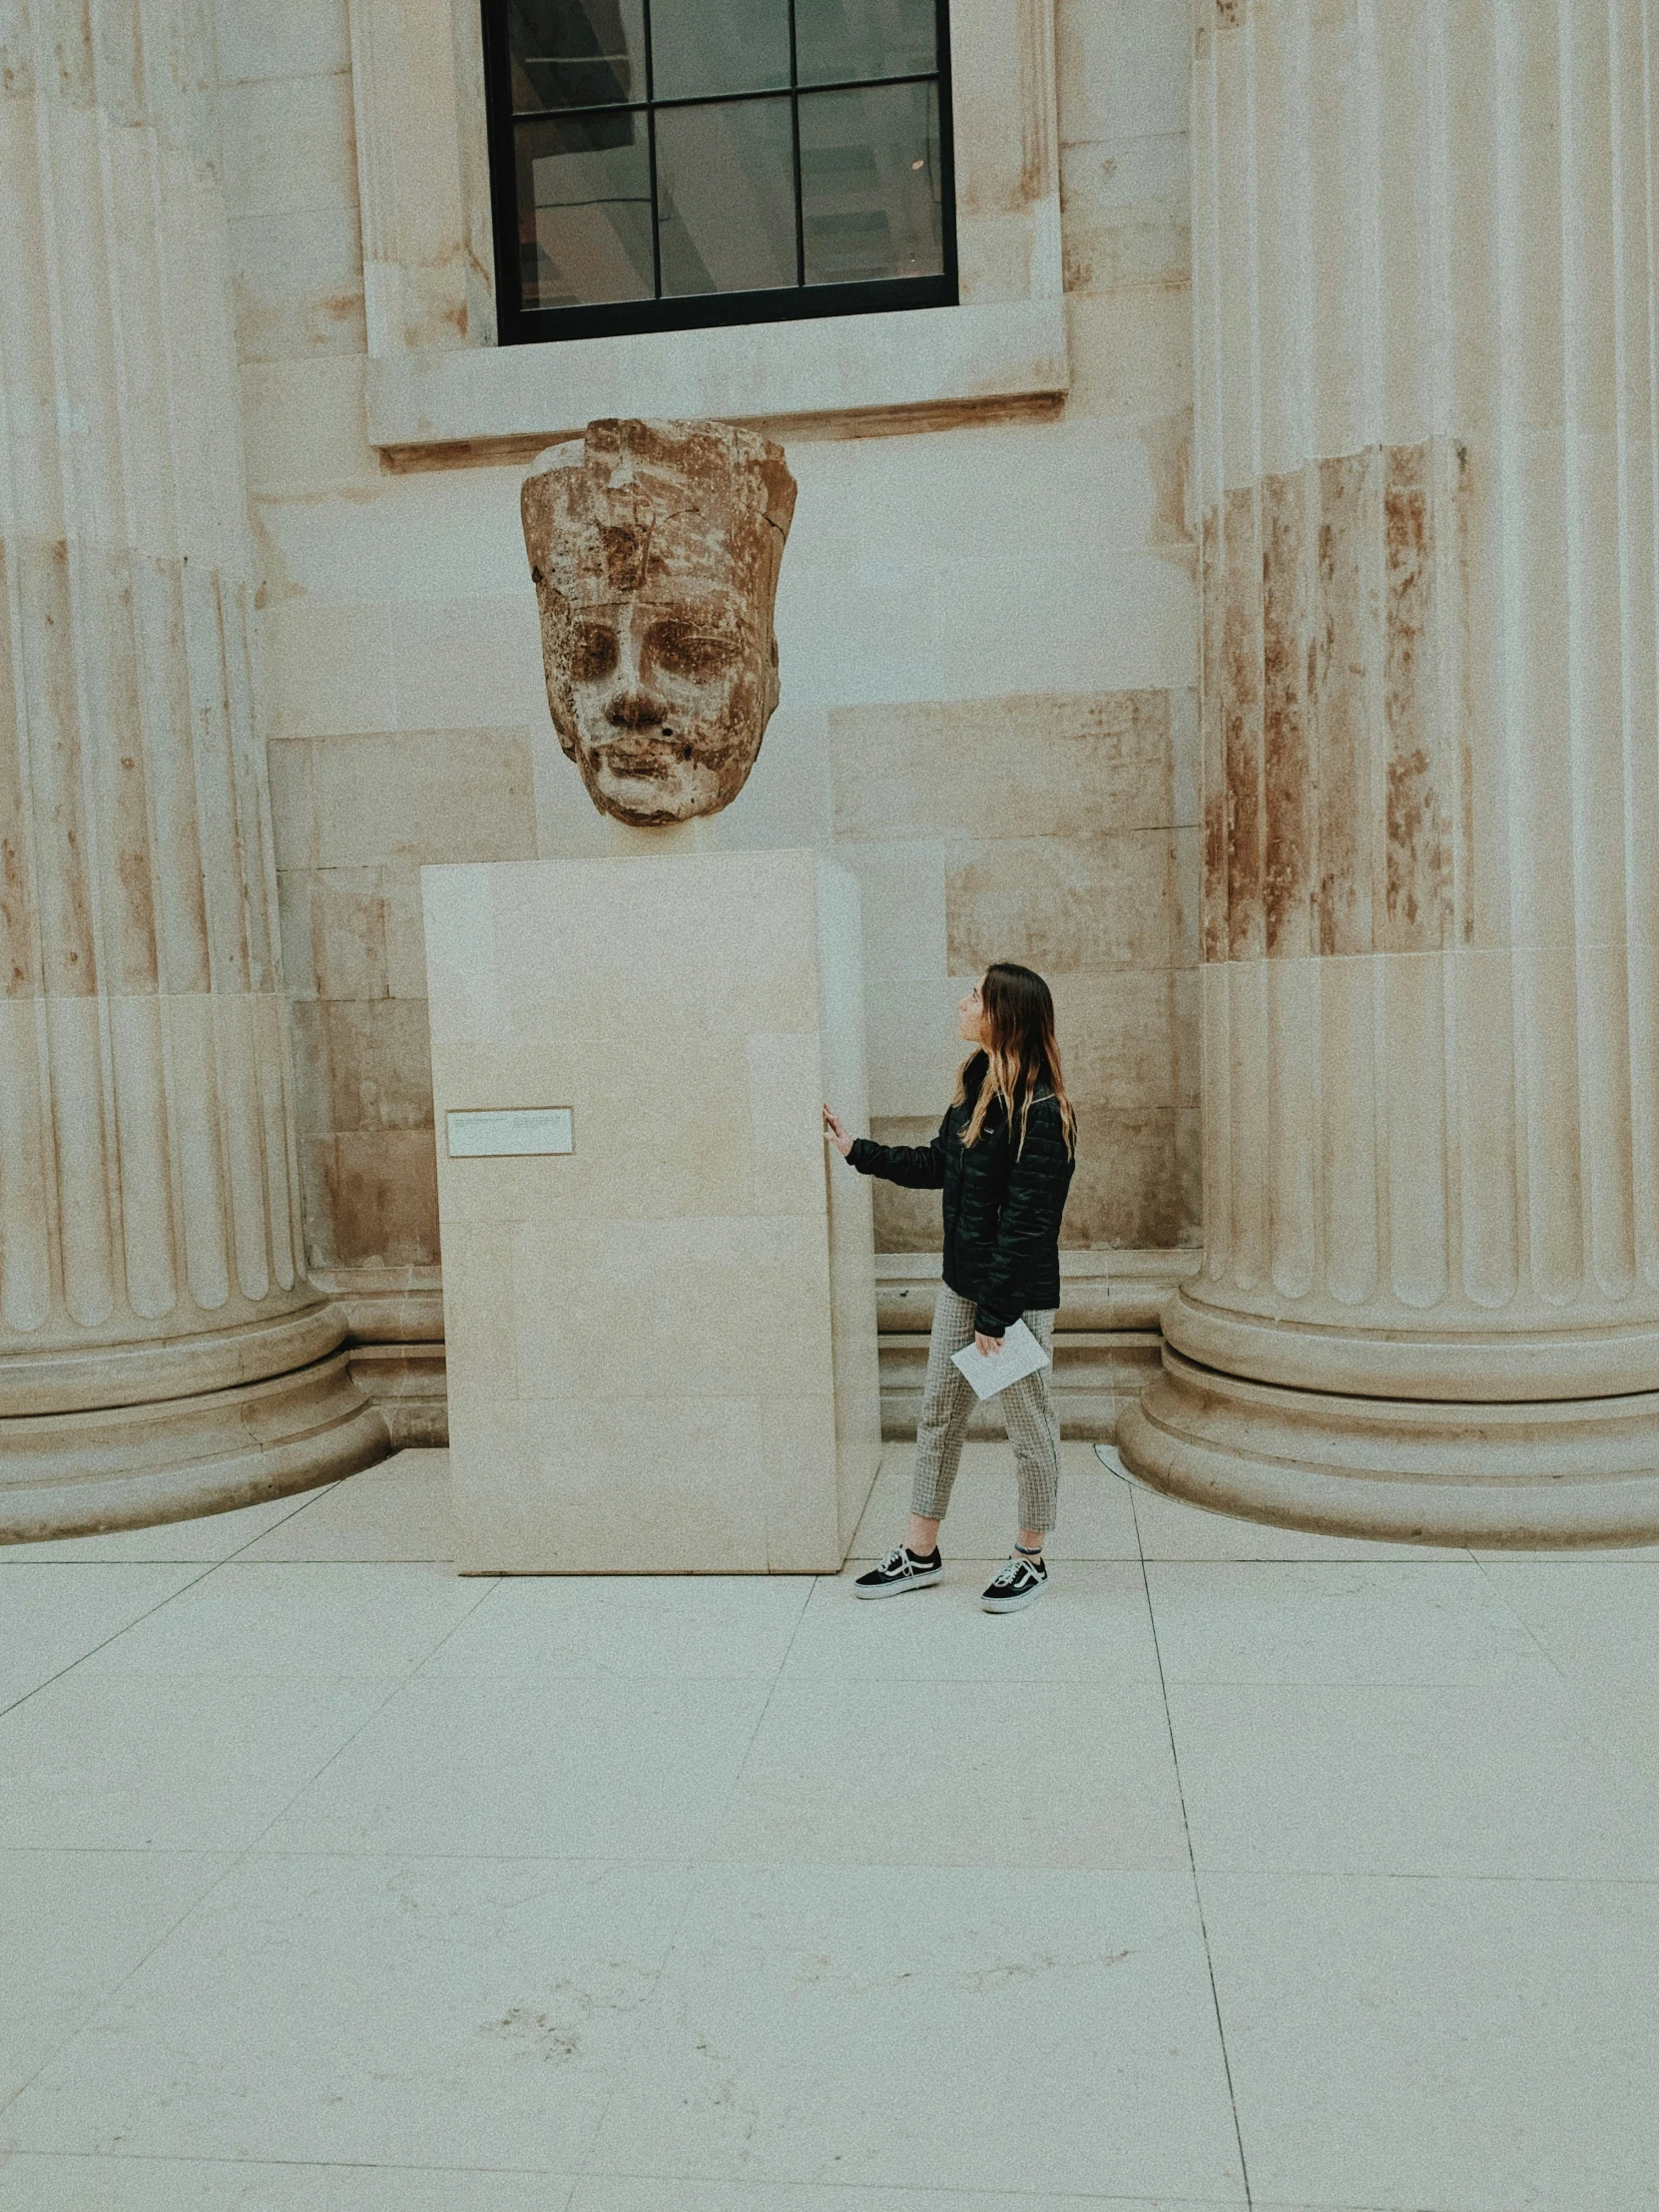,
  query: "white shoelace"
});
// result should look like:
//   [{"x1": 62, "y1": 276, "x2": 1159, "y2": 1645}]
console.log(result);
[{"x1": 992, "y1": 1554, "x2": 1041, "y2": 1587}]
